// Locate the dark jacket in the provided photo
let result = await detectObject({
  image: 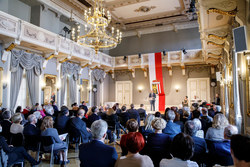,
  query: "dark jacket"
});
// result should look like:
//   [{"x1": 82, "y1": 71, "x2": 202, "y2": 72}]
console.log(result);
[
  {"x1": 118, "y1": 112, "x2": 129, "y2": 127},
  {"x1": 127, "y1": 109, "x2": 140, "y2": 125},
  {"x1": 0, "y1": 120, "x2": 12, "y2": 140},
  {"x1": 162, "y1": 121, "x2": 181, "y2": 138},
  {"x1": 191, "y1": 136, "x2": 207, "y2": 164},
  {"x1": 70, "y1": 117, "x2": 92, "y2": 143},
  {"x1": 79, "y1": 140, "x2": 118, "y2": 167},
  {"x1": 87, "y1": 114, "x2": 100, "y2": 127},
  {"x1": 55, "y1": 115, "x2": 70, "y2": 134},
  {"x1": 23, "y1": 123, "x2": 40, "y2": 136},
  {"x1": 137, "y1": 108, "x2": 147, "y2": 120}
]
